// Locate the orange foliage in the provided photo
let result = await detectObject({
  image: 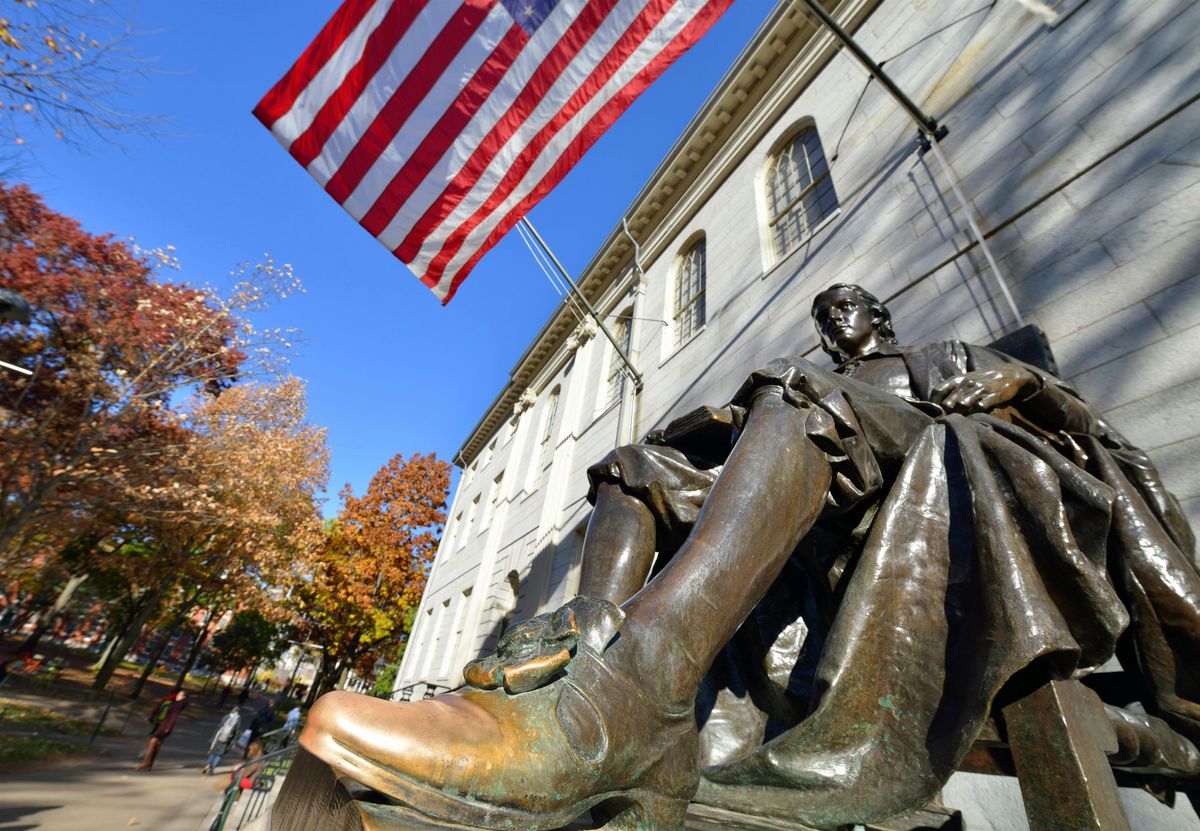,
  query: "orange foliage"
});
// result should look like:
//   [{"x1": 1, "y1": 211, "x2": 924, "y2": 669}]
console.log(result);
[{"x1": 301, "y1": 453, "x2": 451, "y2": 688}]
